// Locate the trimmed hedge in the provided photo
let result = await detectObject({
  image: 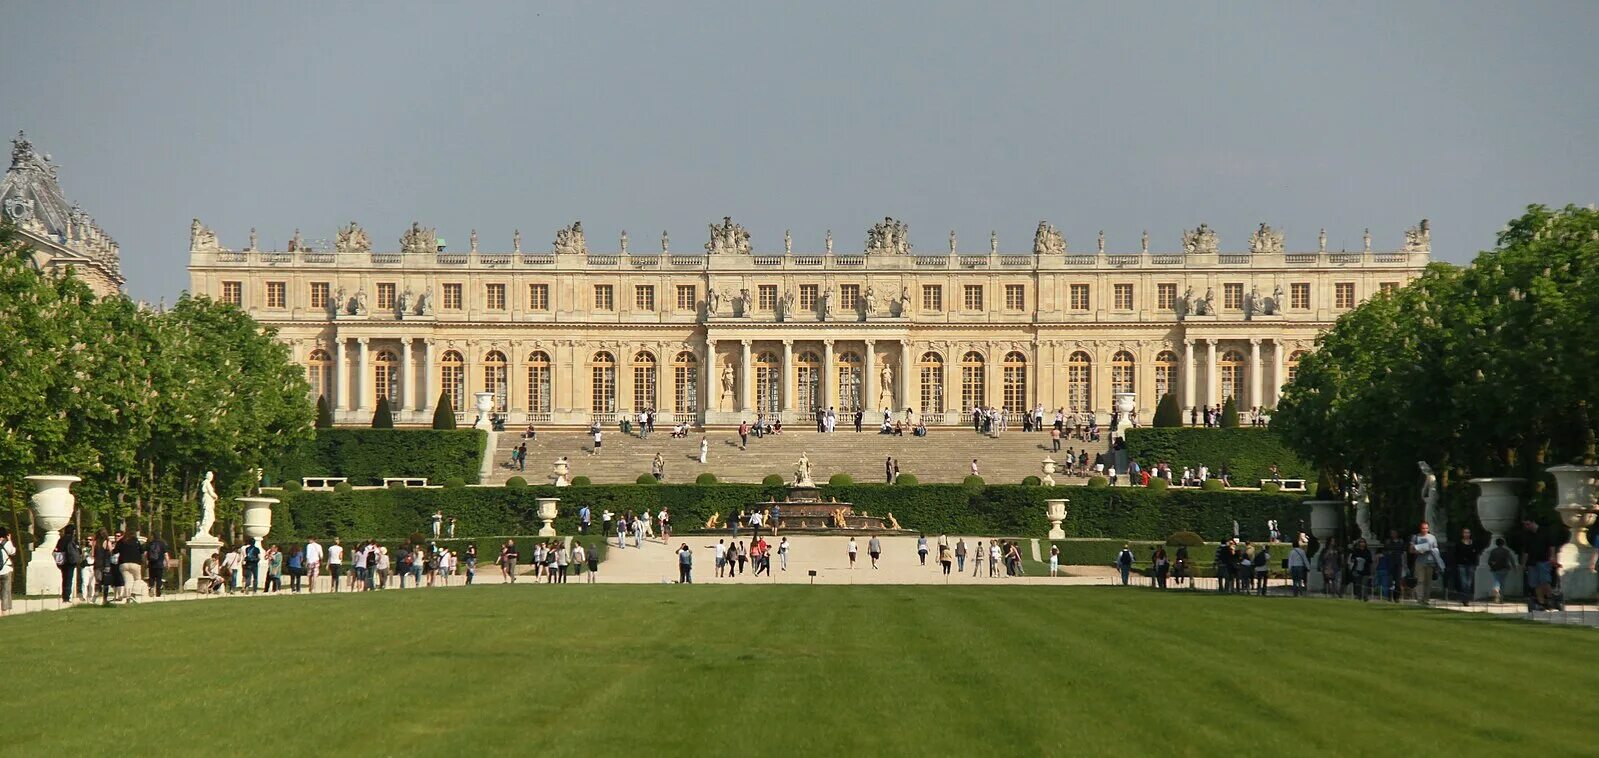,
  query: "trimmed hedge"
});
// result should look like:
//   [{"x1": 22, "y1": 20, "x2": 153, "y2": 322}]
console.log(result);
[
  {"x1": 1123, "y1": 428, "x2": 1312, "y2": 487},
  {"x1": 273, "y1": 429, "x2": 486, "y2": 486},
  {"x1": 763, "y1": 474, "x2": 785, "y2": 486},
  {"x1": 272, "y1": 483, "x2": 1307, "y2": 542},
  {"x1": 695, "y1": 473, "x2": 718, "y2": 485},
  {"x1": 894, "y1": 474, "x2": 918, "y2": 486}
]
